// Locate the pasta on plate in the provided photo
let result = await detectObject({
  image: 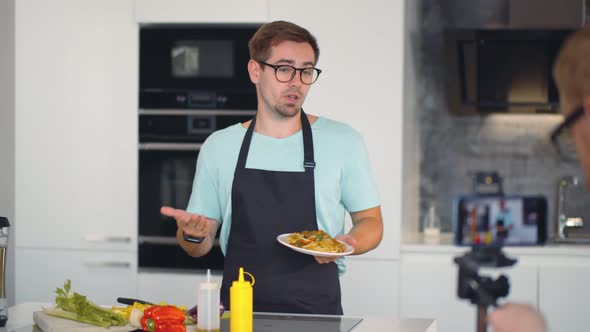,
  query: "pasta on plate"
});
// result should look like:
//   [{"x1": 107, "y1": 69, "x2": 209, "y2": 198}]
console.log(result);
[{"x1": 286, "y1": 230, "x2": 346, "y2": 253}]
